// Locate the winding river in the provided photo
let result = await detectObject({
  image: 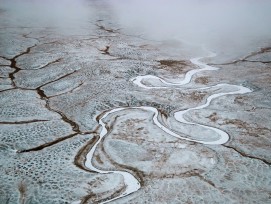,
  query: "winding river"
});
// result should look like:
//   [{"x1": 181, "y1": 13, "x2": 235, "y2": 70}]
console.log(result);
[{"x1": 84, "y1": 52, "x2": 252, "y2": 203}]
